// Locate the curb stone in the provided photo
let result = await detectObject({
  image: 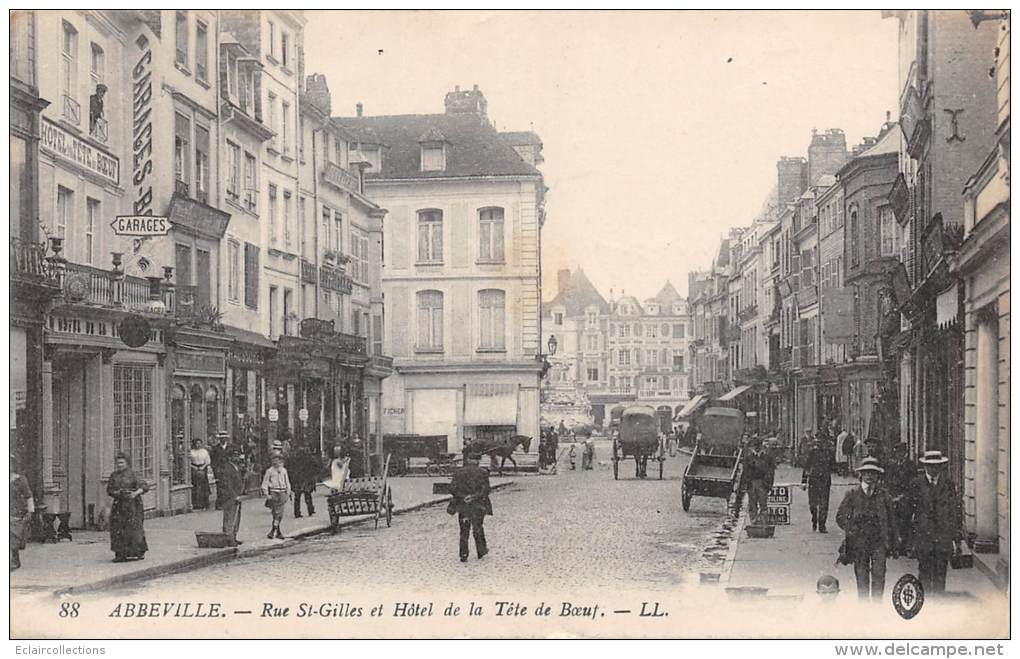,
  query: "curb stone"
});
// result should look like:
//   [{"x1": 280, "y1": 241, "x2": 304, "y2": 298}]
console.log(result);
[{"x1": 52, "y1": 480, "x2": 516, "y2": 597}]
